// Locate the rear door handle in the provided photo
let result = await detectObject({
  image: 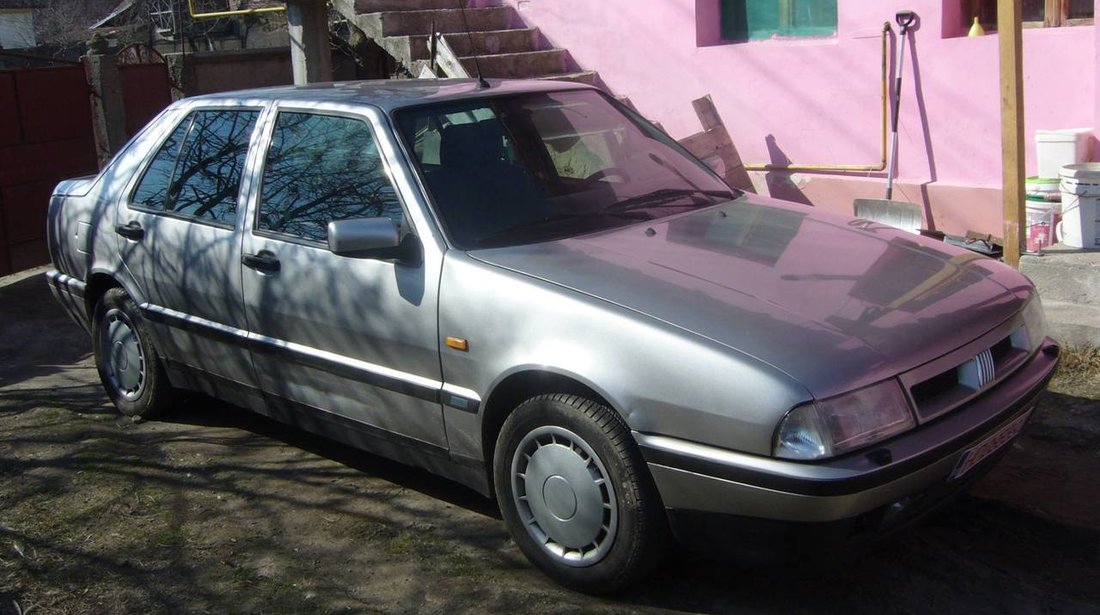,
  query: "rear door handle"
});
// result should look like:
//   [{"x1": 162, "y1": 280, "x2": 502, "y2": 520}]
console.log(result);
[
  {"x1": 115, "y1": 221, "x2": 145, "y2": 241},
  {"x1": 242, "y1": 251, "x2": 280, "y2": 272}
]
